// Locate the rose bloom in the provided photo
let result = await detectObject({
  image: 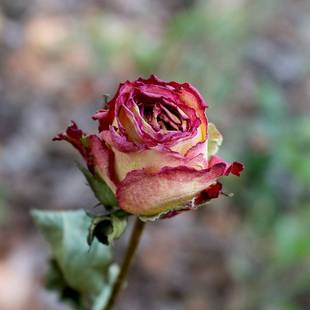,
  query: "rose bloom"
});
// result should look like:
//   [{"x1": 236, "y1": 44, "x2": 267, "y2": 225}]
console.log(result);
[{"x1": 54, "y1": 75, "x2": 243, "y2": 219}]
